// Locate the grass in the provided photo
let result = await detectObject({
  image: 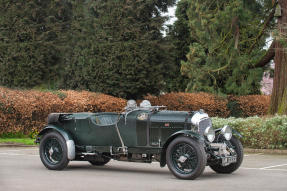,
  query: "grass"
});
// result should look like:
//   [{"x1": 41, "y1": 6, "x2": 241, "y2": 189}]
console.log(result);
[{"x1": 0, "y1": 138, "x2": 35, "y2": 145}]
